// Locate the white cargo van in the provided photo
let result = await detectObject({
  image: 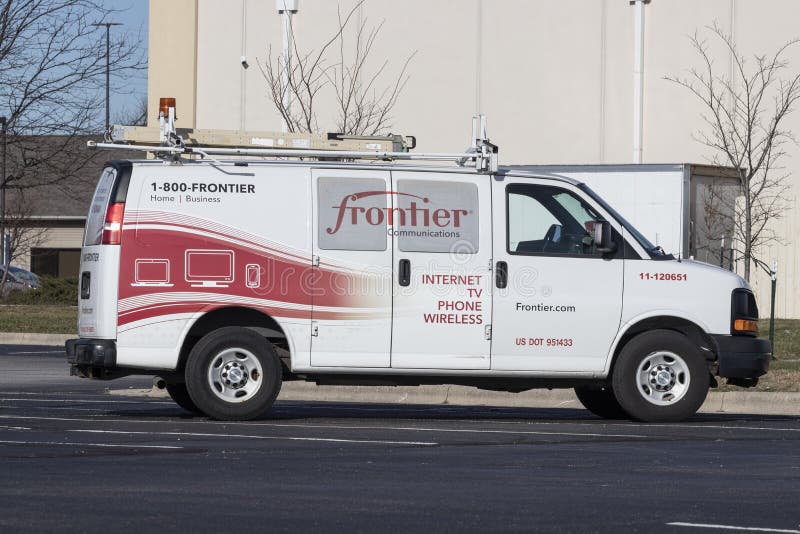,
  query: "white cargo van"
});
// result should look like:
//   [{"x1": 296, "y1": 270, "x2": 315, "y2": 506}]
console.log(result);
[{"x1": 66, "y1": 115, "x2": 770, "y2": 422}]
